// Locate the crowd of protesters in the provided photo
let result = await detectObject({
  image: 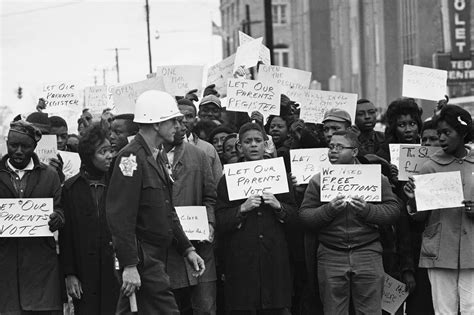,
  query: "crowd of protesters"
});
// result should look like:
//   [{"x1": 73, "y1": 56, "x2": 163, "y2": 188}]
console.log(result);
[{"x1": 0, "y1": 76, "x2": 473, "y2": 315}]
